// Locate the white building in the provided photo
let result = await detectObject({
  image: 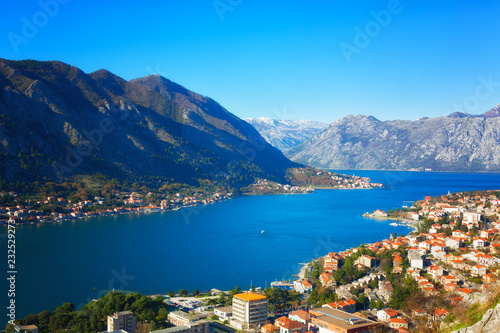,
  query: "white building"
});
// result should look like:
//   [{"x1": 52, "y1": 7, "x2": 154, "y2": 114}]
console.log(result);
[
  {"x1": 214, "y1": 306, "x2": 232, "y2": 322},
  {"x1": 463, "y1": 212, "x2": 481, "y2": 225},
  {"x1": 230, "y1": 292, "x2": 268, "y2": 329},
  {"x1": 107, "y1": 310, "x2": 137, "y2": 333},
  {"x1": 409, "y1": 251, "x2": 424, "y2": 269}
]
